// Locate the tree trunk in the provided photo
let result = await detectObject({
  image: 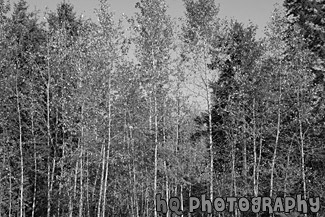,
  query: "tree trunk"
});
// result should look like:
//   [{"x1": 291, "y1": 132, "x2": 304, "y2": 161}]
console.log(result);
[
  {"x1": 97, "y1": 142, "x2": 106, "y2": 217},
  {"x1": 188, "y1": 185, "x2": 191, "y2": 217},
  {"x1": 298, "y1": 86, "x2": 307, "y2": 217},
  {"x1": 180, "y1": 184, "x2": 184, "y2": 217},
  {"x1": 31, "y1": 108, "x2": 37, "y2": 217},
  {"x1": 256, "y1": 137, "x2": 263, "y2": 197},
  {"x1": 231, "y1": 135, "x2": 237, "y2": 217},
  {"x1": 86, "y1": 153, "x2": 90, "y2": 217},
  {"x1": 70, "y1": 160, "x2": 78, "y2": 217},
  {"x1": 154, "y1": 107, "x2": 158, "y2": 217},
  {"x1": 49, "y1": 157, "x2": 56, "y2": 216},
  {"x1": 131, "y1": 126, "x2": 138, "y2": 217},
  {"x1": 79, "y1": 127, "x2": 84, "y2": 217},
  {"x1": 146, "y1": 179, "x2": 149, "y2": 217},
  {"x1": 202, "y1": 39, "x2": 213, "y2": 216},
  {"x1": 0, "y1": 155, "x2": 2, "y2": 217},
  {"x1": 102, "y1": 70, "x2": 112, "y2": 217},
  {"x1": 164, "y1": 161, "x2": 169, "y2": 217},
  {"x1": 208, "y1": 106, "x2": 213, "y2": 204},
  {"x1": 253, "y1": 97, "x2": 257, "y2": 197},
  {"x1": 270, "y1": 67, "x2": 281, "y2": 199},
  {"x1": 46, "y1": 37, "x2": 52, "y2": 217},
  {"x1": 16, "y1": 62, "x2": 24, "y2": 217}
]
